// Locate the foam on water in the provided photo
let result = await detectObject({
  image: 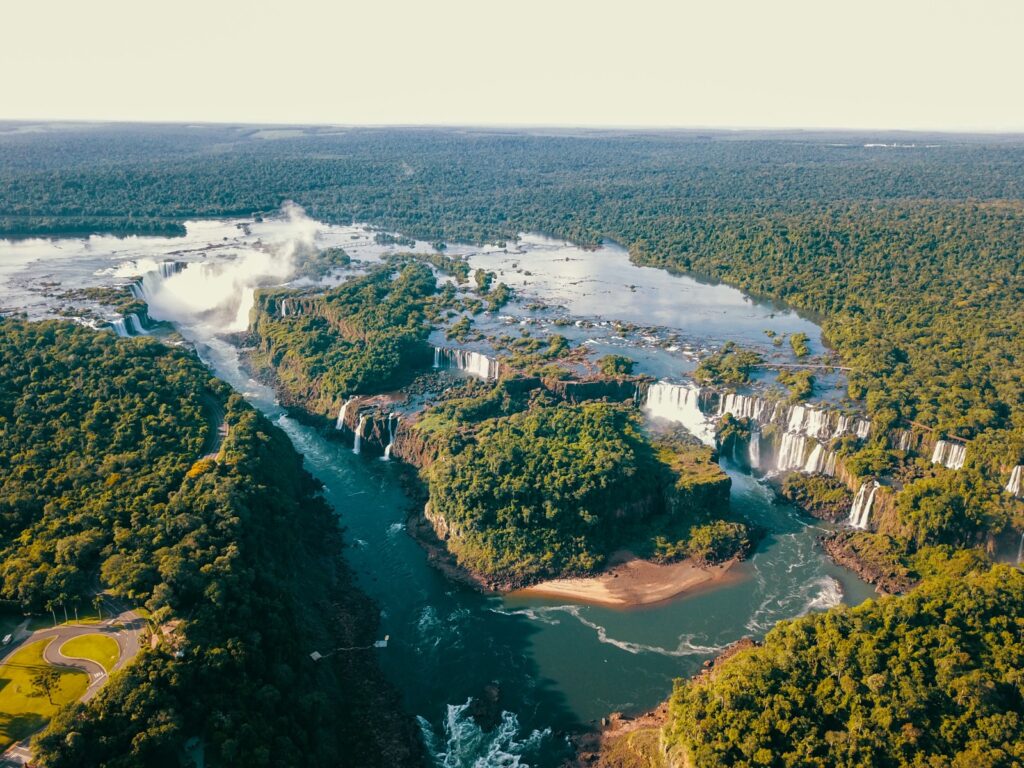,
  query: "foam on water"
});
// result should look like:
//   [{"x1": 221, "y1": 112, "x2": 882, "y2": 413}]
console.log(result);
[
  {"x1": 495, "y1": 605, "x2": 725, "y2": 658},
  {"x1": 419, "y1": 700, "x2": 554, "y2": 768}
]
